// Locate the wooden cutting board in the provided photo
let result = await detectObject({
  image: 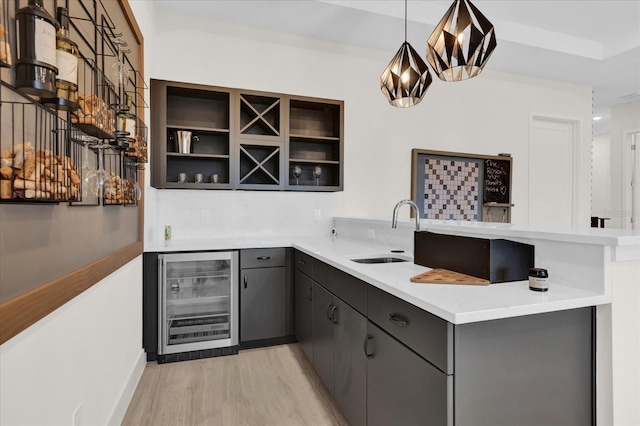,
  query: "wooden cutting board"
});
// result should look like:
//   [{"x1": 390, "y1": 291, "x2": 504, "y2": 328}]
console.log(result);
[{"x1": 411, "y1": 268, "x2": 490, "y2": 286}]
